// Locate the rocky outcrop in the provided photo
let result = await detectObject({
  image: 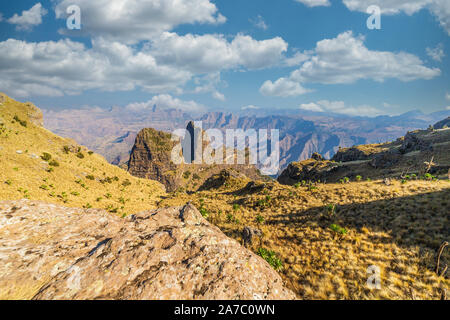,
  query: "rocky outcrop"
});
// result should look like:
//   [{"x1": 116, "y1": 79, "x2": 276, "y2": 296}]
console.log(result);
[
  {"x1": 128, "y1": 128, "x2": 178, "y2": 191},
  {"x1": 369, "y1": 150, "x2": 401, "y2": 169},
  {"x1": 128, "y1": 124, "x2": 267, "y2": 192},
  {"x1": 332, "y1": 147, "x2": 371, "y2": 162},
  {"x1": 400, "y1": 131, "x2": 432, "y2": 153},
  {"x1": 434, "y1": 117, "x2": 450, "y2": 129},
  {"x1": 278, "y1": 159, "x2": 339, "y2": 185},
  {"x1": 0, "y1": 200, "x2": 296, "y2": 300}
]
